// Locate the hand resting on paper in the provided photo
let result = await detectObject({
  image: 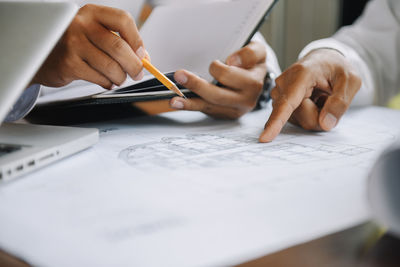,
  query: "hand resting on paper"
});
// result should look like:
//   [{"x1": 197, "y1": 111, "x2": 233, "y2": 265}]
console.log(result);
[
  {"x1": 169, "y1": 41, "x2": 267, "y2": 119},
  {"x1": 32, "y1": 4, "x2": 147, "y2": 89},
  {"x1": 259, "y1": 48, "x2": 362, "y2": 143}
]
